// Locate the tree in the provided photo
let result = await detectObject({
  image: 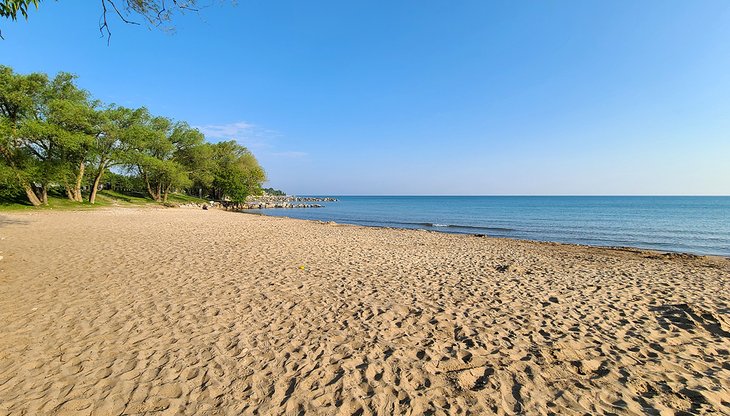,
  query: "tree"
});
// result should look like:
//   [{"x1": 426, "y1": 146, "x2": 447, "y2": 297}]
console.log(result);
[
  {"x1": 0, "y1": 1, "x2": 224, "y2": 41},
  {"x1": 177, "y1": 129, "x2": 214, "y2": 199},
  {"x1": 1, "y1": 65, "x2": 268, "y2": 207},
  {"x1": 0, "y1": 65, "x2": 46, "y2": 205},
  {"x1": 210, "y1": 140, "x2": 266, "y2": 204},
  {"x1": 169, "y1": 121, "x2": 212, "y2": 192},
  {"x1": 0, "y1": 159, "x2": 22, "y2": 199},
  {"x1": 46, "y1": 78, "x2": 98, "y2": 202},
  {"x1": 18, "y1": 71, "x2": 95, "y2": 203},
  {"x1": 1, "y1": 66, "x2": 98, "y2": 205},
  {"x1": 127, "y1": 114, "x2": 207, "y2": 202},
  {"x1": 262, "y1": 187, "x2": 286, "y2": 196},
  {"x1": 87, "y1": 105, "x2": 141, "y2": 204}
]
